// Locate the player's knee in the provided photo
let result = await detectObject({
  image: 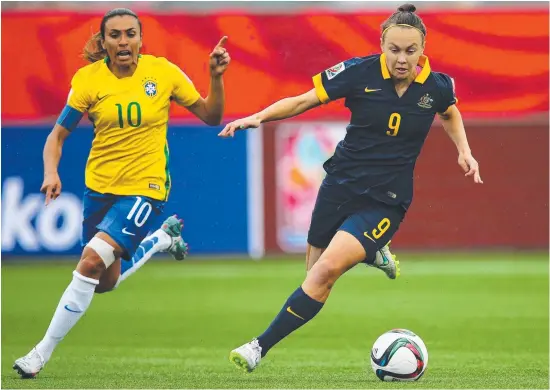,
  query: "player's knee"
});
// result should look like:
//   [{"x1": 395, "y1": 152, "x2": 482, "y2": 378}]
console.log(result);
[
  {"x1": 308, "y1": 258, "x2": 343, "y2": 290},
  {"x1": 76, "y1": 254, "x2": 105, "y2": 279},
  {"x1": 78, "y1": 237, "x2": 116, "y2": 278},
  {"x1": 86, "y1": 237, "x2": 117, "y2": 266}
]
